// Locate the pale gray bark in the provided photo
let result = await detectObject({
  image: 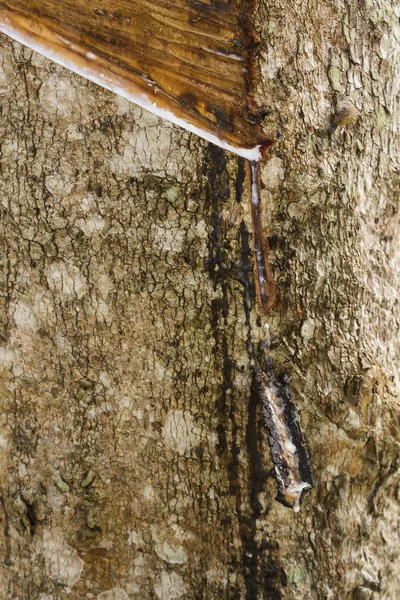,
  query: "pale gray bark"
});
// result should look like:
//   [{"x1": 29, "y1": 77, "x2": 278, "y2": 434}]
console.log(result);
[{"x1": 0, "y1": 1, "x2": 399, "y2": 599}]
